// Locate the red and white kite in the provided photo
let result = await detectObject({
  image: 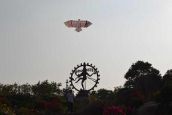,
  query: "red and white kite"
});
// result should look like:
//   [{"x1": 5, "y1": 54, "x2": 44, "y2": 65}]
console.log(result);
[{"x1": 64, "y1": 19, "x2": 92, "y2": 32}]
